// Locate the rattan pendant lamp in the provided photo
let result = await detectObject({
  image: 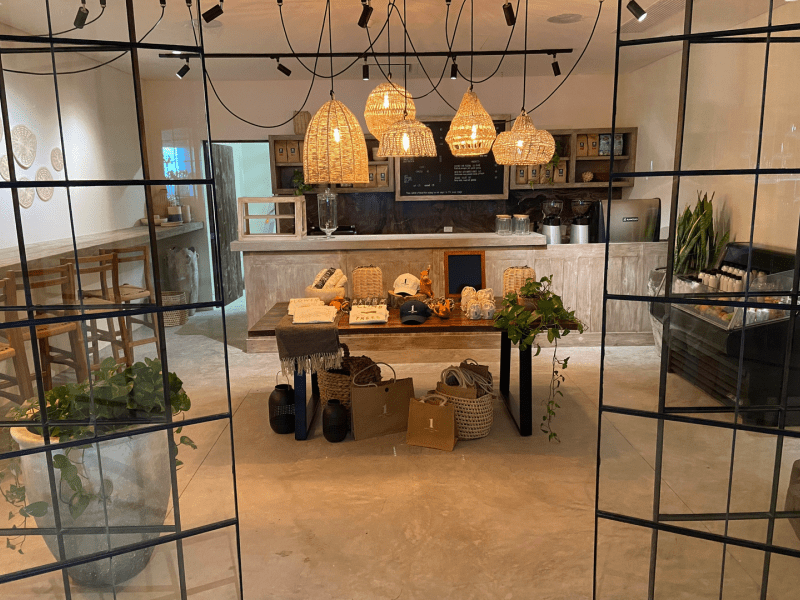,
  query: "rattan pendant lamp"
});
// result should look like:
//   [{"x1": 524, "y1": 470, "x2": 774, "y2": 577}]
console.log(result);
[
  {"x1": 303, "y1": 1, "x2": 369, "y2": 184},
  {"x1": 377, "y1": 0, "x2": 436, "y2": 157},
  {"x1": 446, "y1": 0, "x2": 496, "y2": 156},
  {"x1": 493, "y1": 0, "x2": 554, "y2": 165}
]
